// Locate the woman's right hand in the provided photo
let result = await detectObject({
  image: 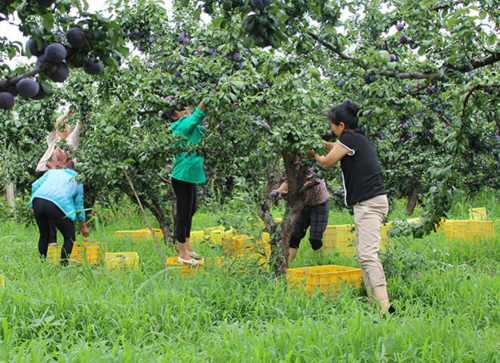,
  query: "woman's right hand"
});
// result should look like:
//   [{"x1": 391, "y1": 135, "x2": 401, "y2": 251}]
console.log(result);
[{"x1": 323, "y1": 142, "x2": 334, "y2": 151}]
